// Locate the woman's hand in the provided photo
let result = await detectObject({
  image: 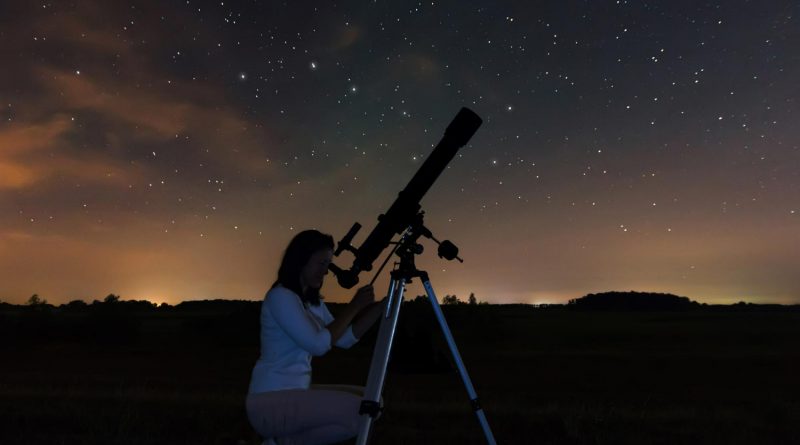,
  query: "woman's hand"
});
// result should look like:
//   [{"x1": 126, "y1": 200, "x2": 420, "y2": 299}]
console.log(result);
[
  {"x1": 351, "y1": 285, "x2": 375, "y2": 310},
  {"x1": 327, "y1": 285, "x2": 375, "y2": 347}
]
